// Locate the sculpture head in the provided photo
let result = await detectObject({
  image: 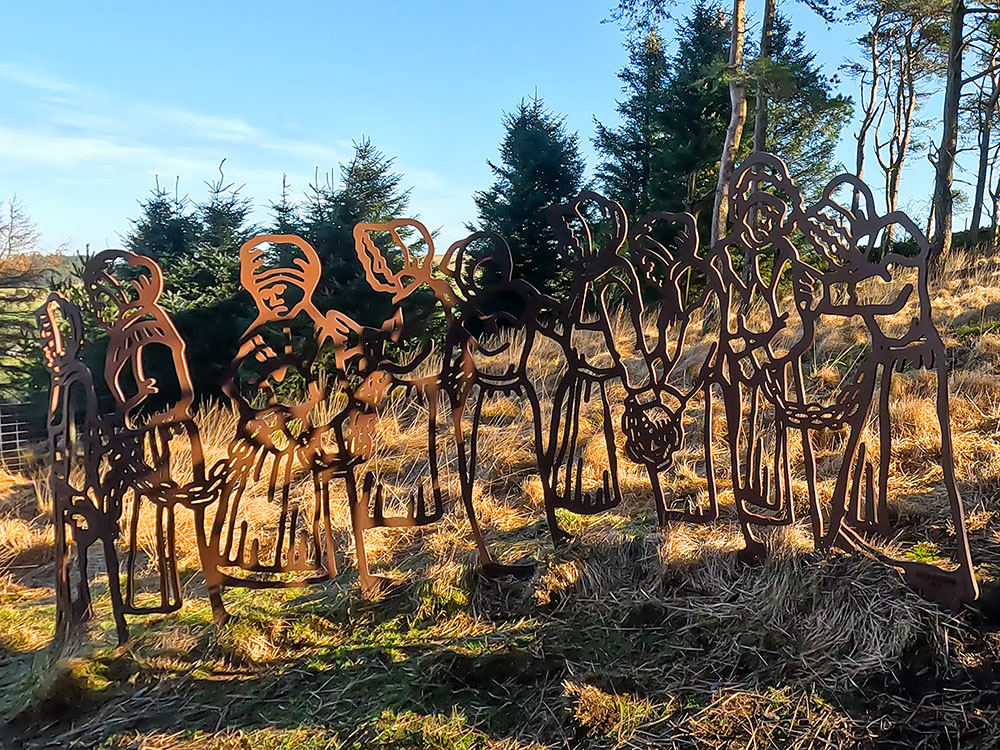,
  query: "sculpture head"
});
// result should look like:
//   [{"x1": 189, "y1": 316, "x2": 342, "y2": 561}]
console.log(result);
[
  {"x1": 83, "y1": 249, "x2": 164, "y2": 330},
  {"x1": 241, "y1": 234, "x2": 322, "y2": 321},
  {"x1": 730, "y1": 154, "x2": 803, "y2": 250},
  {"x1": 548, "y1": 192, "x2": 628, "y2": 281},
  {"x1": 353, "y1": 219, "x2": 448, "y2": 304}
]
